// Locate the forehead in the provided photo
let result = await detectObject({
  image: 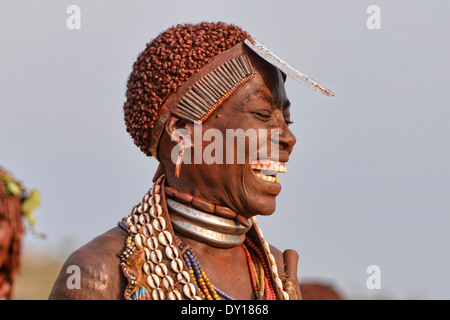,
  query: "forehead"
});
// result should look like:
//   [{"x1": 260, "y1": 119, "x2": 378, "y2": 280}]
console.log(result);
[{"x1": 232, "y1": 58, "x2": 291, "y2": 112}]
